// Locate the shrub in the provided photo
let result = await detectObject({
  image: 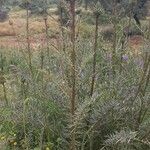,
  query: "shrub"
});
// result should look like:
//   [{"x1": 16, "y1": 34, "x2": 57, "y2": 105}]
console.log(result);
[{"x1": 0, "y1": 9, "x2": 9, "y2": 22}]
